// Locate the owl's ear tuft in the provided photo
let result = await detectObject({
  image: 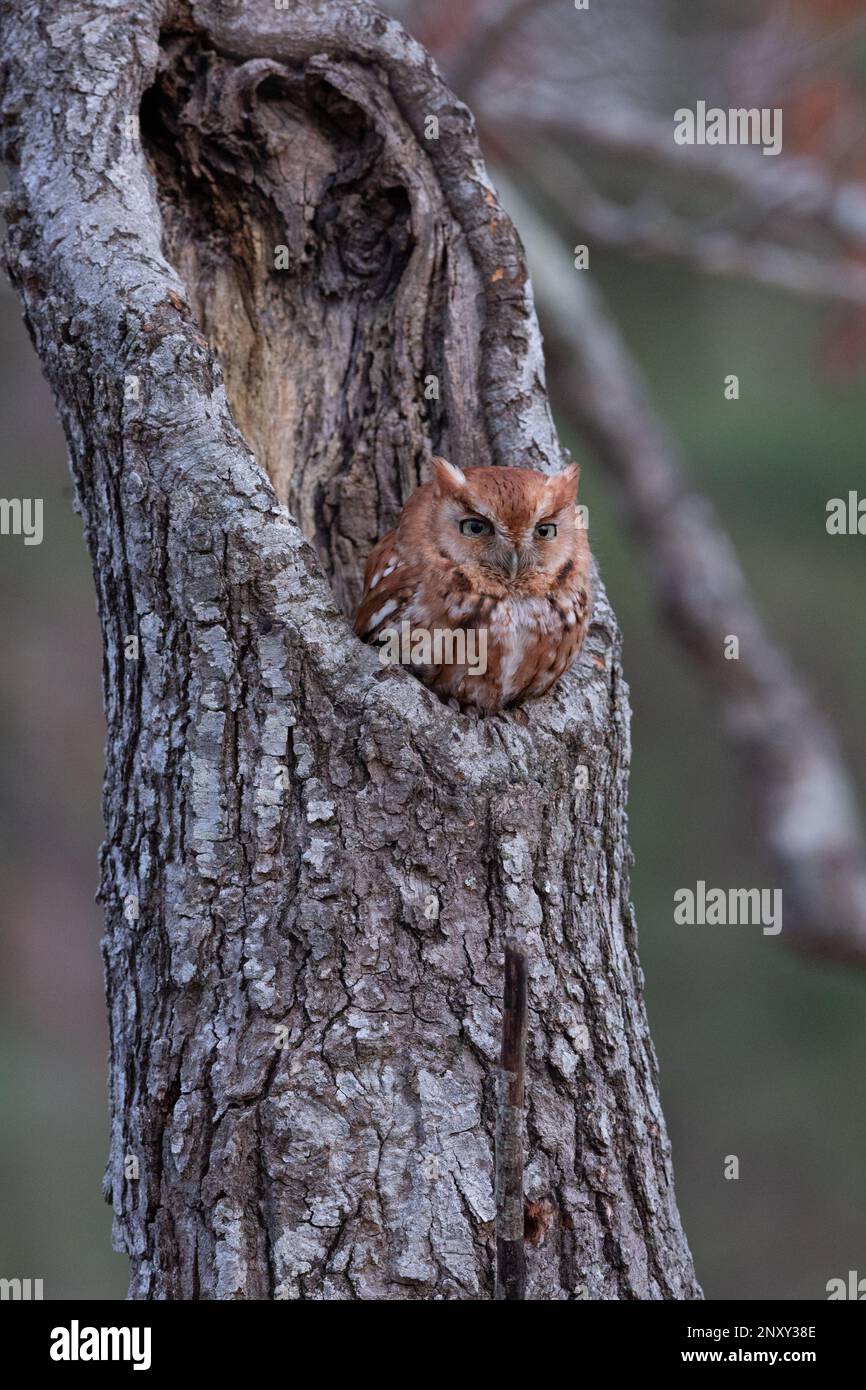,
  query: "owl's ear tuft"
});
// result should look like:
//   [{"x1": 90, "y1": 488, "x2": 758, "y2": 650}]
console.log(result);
[
  {"x1": 546, "y1": 461, "x2": 580, "y2": 510},
  {"x1": 430, "y1": 456, "x2": 467, "y2": 497}
]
